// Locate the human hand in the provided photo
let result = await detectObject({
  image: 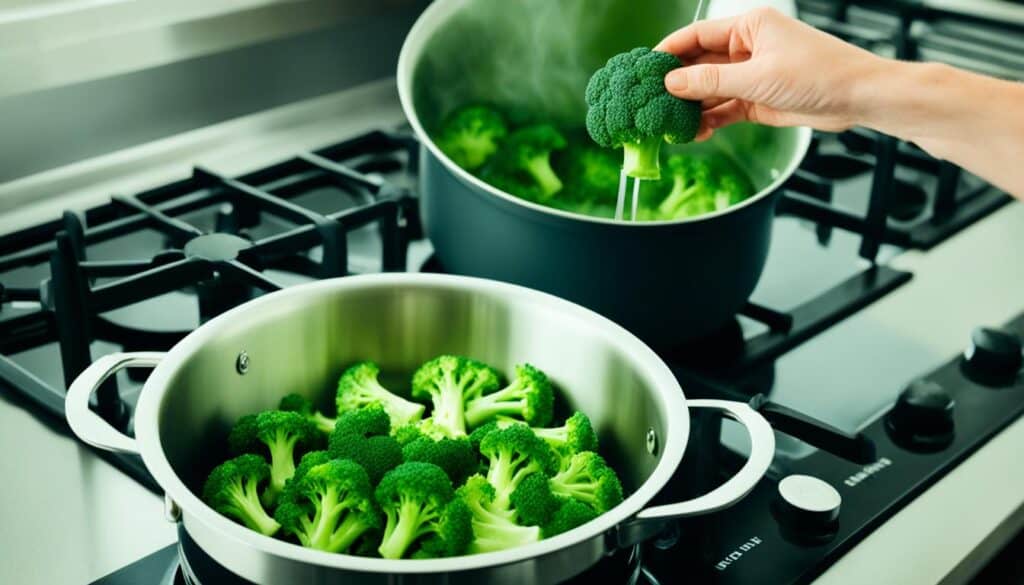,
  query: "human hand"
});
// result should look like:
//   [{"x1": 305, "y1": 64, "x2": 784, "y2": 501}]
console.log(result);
[{"x1": 655, "y1": 7, "x2": 886, "y2": 141}]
